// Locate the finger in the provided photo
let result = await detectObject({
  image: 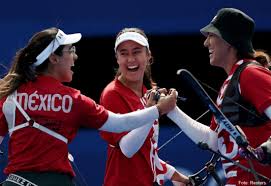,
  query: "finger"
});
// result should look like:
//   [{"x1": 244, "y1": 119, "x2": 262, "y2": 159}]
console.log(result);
[
  {"x1": 146, "y1": 90, "x2": 158, "y2": 107},
  {"x1": 169, "y1": 89, "x2": 177, "y2": 98},
  {"x1": 160, "y1": 93, "x2": 166, "y2": 97},
  {"x1": 145, "y1": 88, "x2": 156, "y2": 99},
  {"x1": 169, "y1": 88, "x2": 178, "y2": 96},
  {"x1": 145, "y1": 90, "x2": 151, "y2": 99},
  {"x1": 148, "y1": 90, "x2": 156, "y2": 101},
  {"x1": 158, "y1": 88, "x2": 167, "y2": 95}
]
